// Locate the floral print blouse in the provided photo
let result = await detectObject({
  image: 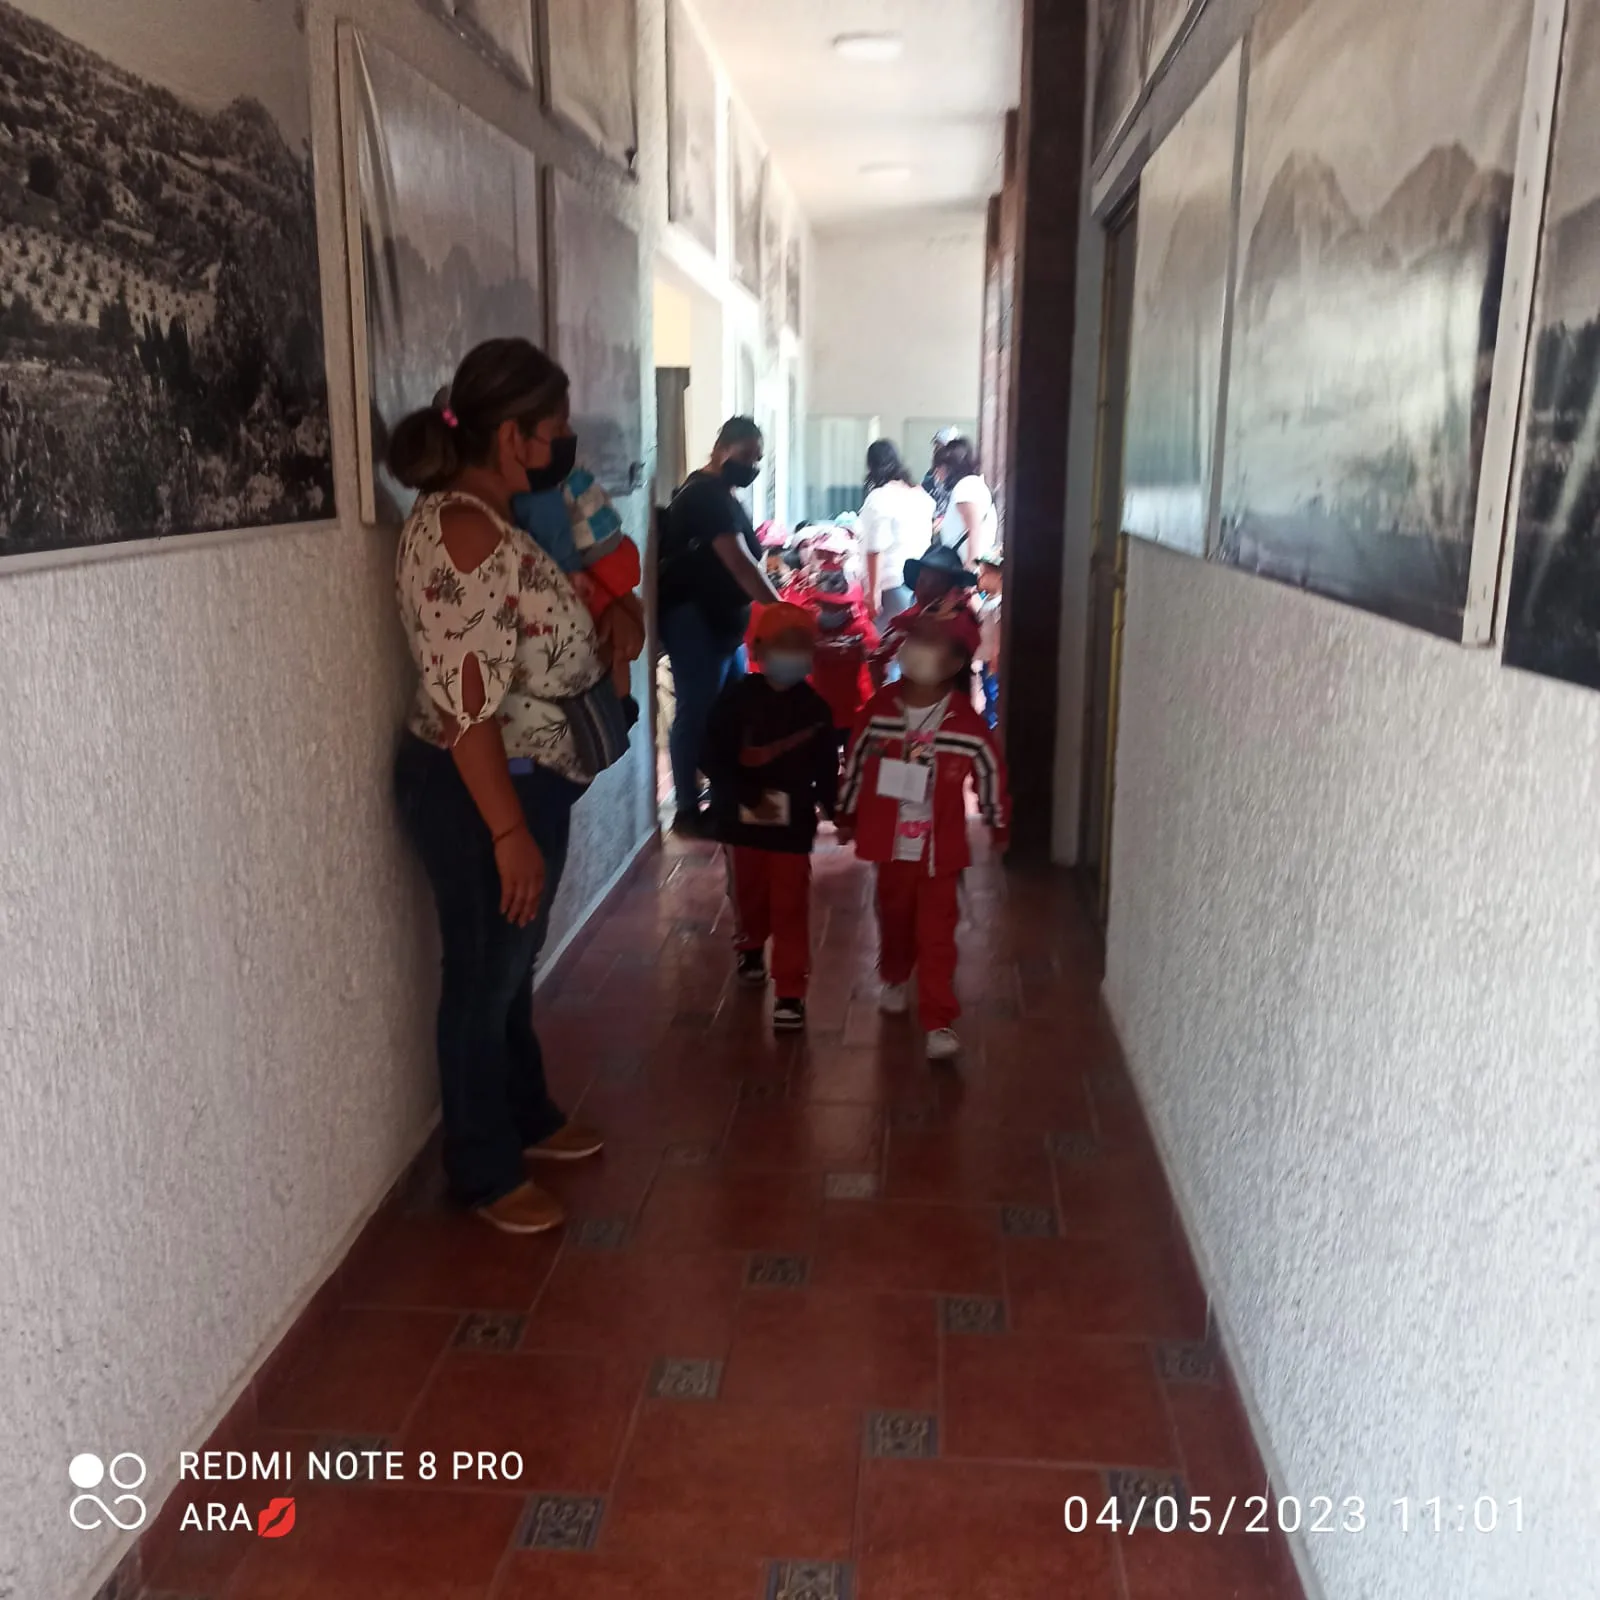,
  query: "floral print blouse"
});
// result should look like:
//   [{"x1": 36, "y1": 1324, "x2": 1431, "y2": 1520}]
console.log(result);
[{"x1": 396, "y1": 490, "x2": 604, "y2": 782}]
